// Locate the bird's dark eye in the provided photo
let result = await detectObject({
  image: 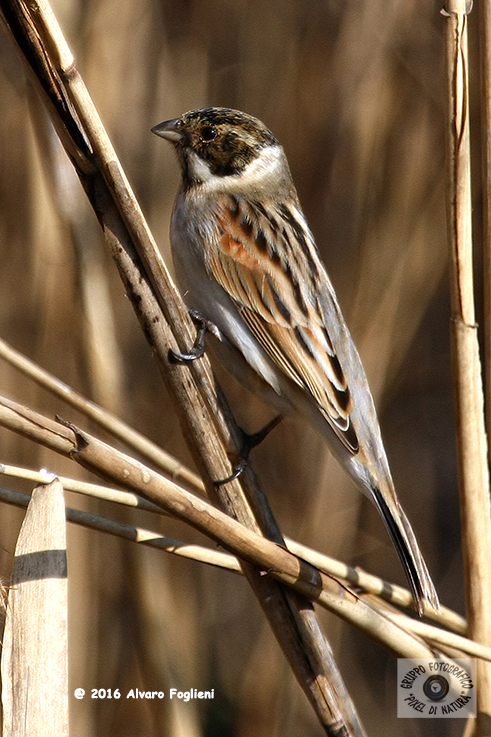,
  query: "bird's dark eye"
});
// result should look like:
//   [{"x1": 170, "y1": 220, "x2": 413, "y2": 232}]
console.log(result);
[{"x1": 200, "y1": 126, "x2": 218, "y2": 142}]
